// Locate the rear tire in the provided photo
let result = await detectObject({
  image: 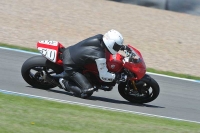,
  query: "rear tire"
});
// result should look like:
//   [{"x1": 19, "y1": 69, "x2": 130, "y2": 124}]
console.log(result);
[
  {"x1": 21, "y1": 56, "x2": 63, "y2": 89},
  {"x1": 118, "y1": 74, "x2": 160, "y2": 104}
]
